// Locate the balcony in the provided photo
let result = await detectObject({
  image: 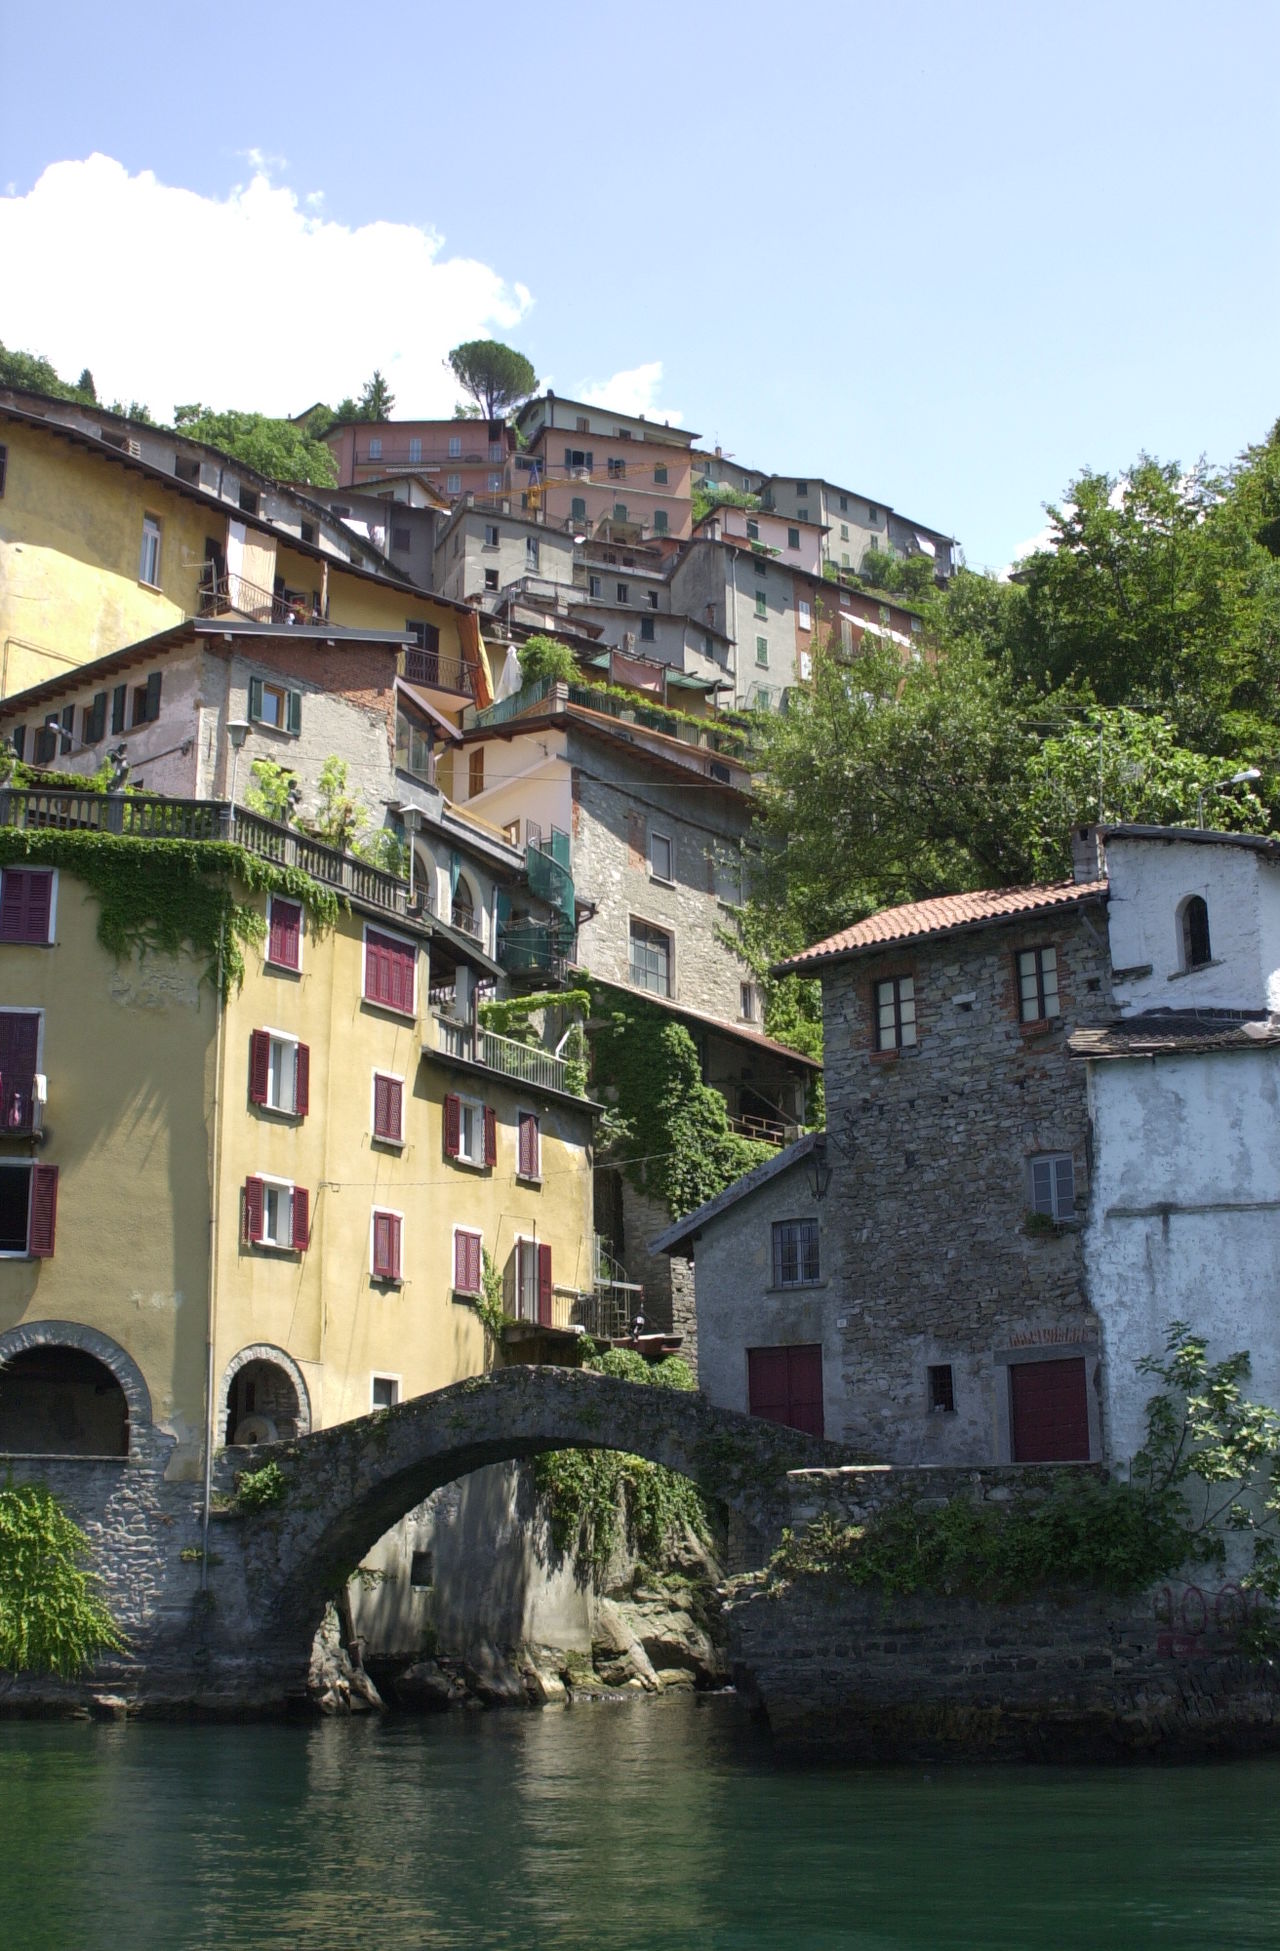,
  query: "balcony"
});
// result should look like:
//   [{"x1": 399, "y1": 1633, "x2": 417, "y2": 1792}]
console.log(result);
[
  {"x1": 0, "y1": 1074, "x2": 45, "y2": 1139},
  {"x1": 402, "y1": 646, "x2": 477, "y2": 698},
  {"x1": 426, "y1": 1015, "x2": 579, "y2": 1096},
  {"x1": 465, "y1": 680, "x2": 750, "y2": 760},
  {"x1": 0, "y1": 787, "x2": 410, "y2": 920},
  {"x1": 199, "y1": 570, "x2": 322, "y2": 627},
  {"x1": 498, "y1": 920, "x2": 571, "y2": 988}
]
